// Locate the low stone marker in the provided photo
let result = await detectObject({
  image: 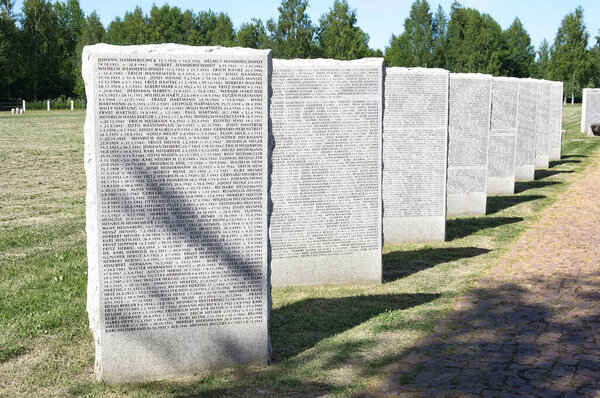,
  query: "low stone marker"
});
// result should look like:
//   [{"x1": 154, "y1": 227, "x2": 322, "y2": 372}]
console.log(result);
[
  {"x1": 47, "y1": 100, "x2": 50, "y2": 111},
  {"x1": 581, "y1": 88, "x2": 600, "y2": 135},
  {"x1": 487, "y1": 77, "x2": 519, "y2": 195},
  {"x1": 534, "y1": 80, "x2": 552, "y2": 169},
  {"x1": 83, "y1": 43, "x2": 271, "y2": 382},
  {"x1": 270, "y1": 58, "x2": 383, "y2": 287},
  {"x1": 549, "y1": 81, "x2": 564, "y2": 160},
  {"x1": 11, "y1": 108, "x2": 15, "y2": 114},
  {"x1": 515, "y1": 79, "x2": 538, "y2": 181},
  {"x1": 447, "y1": 73, "x2": 492, "y2": 216},
  {"x1": 71, "y1": 100, "x2": 74, "y2": 111},
  {"x1": 383, "y1": 67, "x2": 448, "y2": 243},
  {"x1": 20, "y1": 108, "x2": 24, "y2": 114}
]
